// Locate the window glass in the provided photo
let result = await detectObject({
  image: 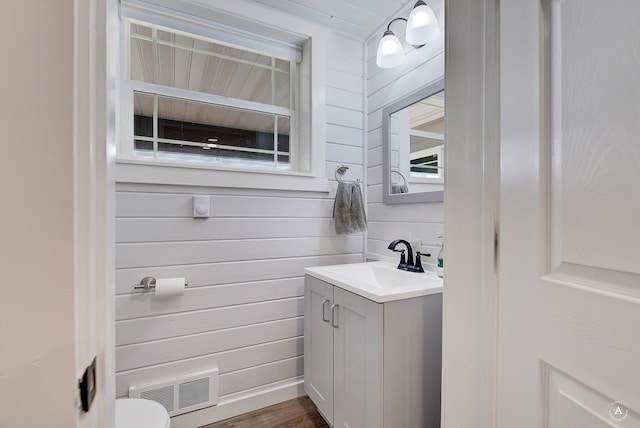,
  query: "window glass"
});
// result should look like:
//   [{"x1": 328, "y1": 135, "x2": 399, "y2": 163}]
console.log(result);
[
  {"x1": 127, "y1": 23, "x2": 295, "y2": 168},
  {"x1": 133, "y1": 92, "x2": 290, "y2": 167}
]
